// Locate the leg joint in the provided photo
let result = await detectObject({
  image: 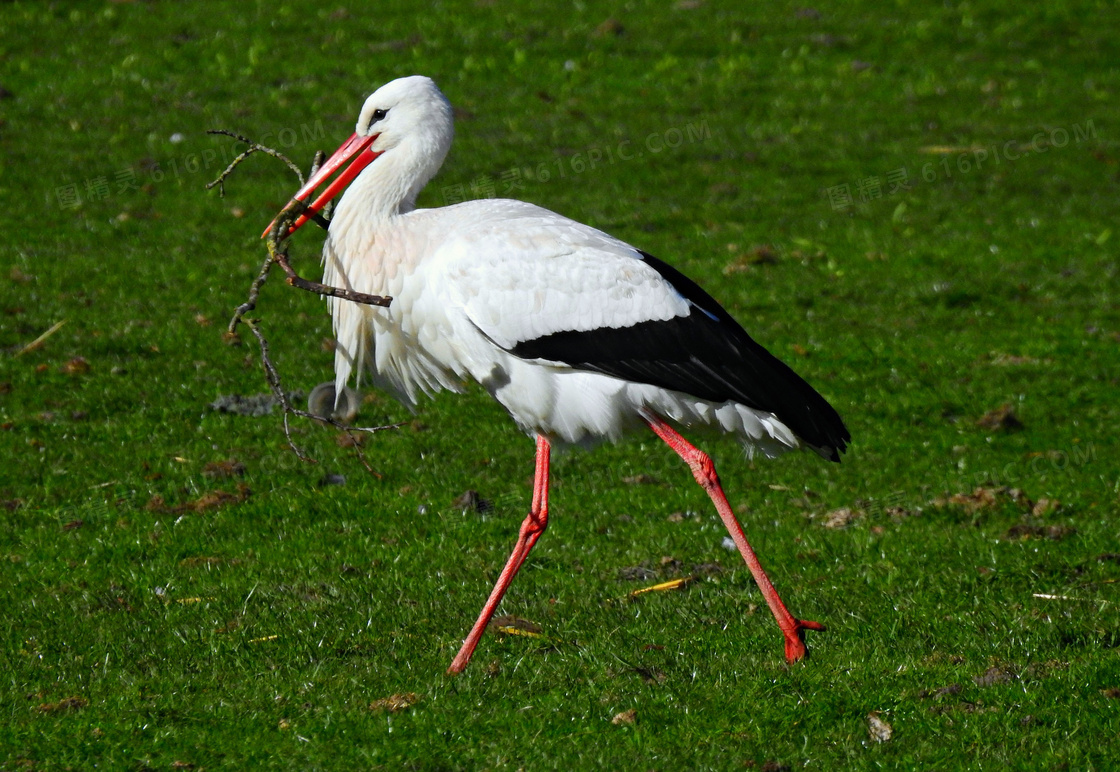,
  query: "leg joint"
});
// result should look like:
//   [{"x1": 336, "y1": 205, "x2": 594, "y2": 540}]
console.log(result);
[
  {"x1": 687, "y1": 449, "x2": 720, "y2": 490},
  {"x1": 518, "y1": 507, "x2": 548, "y2": 540}
]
